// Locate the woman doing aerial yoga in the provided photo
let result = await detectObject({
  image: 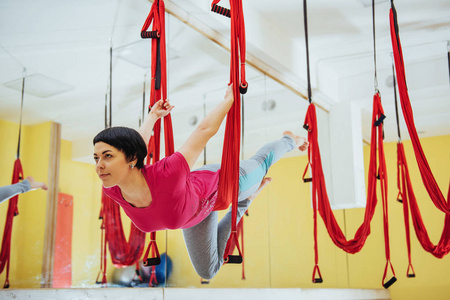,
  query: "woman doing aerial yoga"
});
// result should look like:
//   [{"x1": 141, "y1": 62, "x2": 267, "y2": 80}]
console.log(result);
[{"x1": 93, "y1": 84, "x2": 309, "y2": 279}]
